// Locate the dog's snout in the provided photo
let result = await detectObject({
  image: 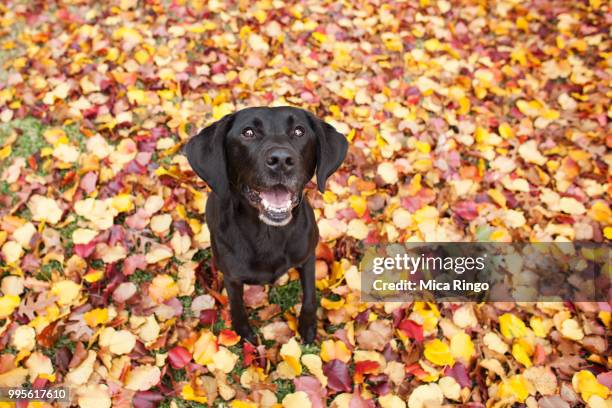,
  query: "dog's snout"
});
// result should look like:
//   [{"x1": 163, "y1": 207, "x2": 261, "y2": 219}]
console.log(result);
[{"x1": 265, "y1": 147, "x2": 296, "y2": 172}]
